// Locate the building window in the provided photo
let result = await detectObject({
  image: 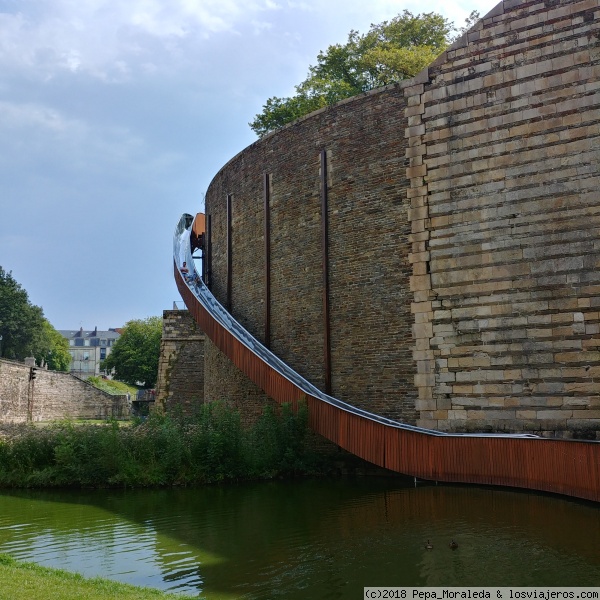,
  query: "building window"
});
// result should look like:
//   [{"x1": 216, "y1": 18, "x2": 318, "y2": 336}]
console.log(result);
[{"x1": 100, "y1": 348, "x2": 106, "y2": 360}]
